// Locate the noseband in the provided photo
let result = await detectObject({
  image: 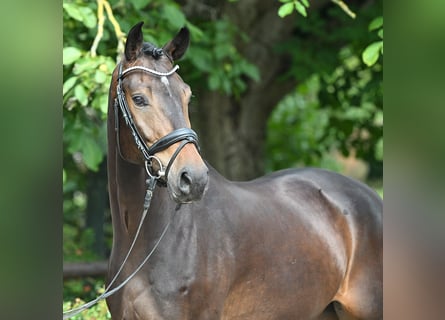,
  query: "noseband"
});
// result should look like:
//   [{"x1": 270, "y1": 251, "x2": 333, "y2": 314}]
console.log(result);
[{"x1": 114, "y1": 62, "x2": 200, "y2": 184}]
